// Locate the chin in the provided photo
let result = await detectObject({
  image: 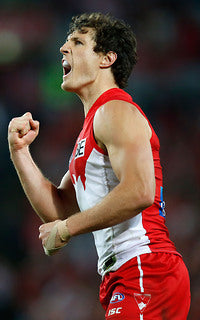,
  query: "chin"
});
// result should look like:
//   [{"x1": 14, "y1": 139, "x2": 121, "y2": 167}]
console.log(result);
[
  {"x1": 61, "y1": 81, "x2": 73, "y2": 92},
  {"x1": 61, "y1": 82, "x2": 66, "y2": 91}
]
